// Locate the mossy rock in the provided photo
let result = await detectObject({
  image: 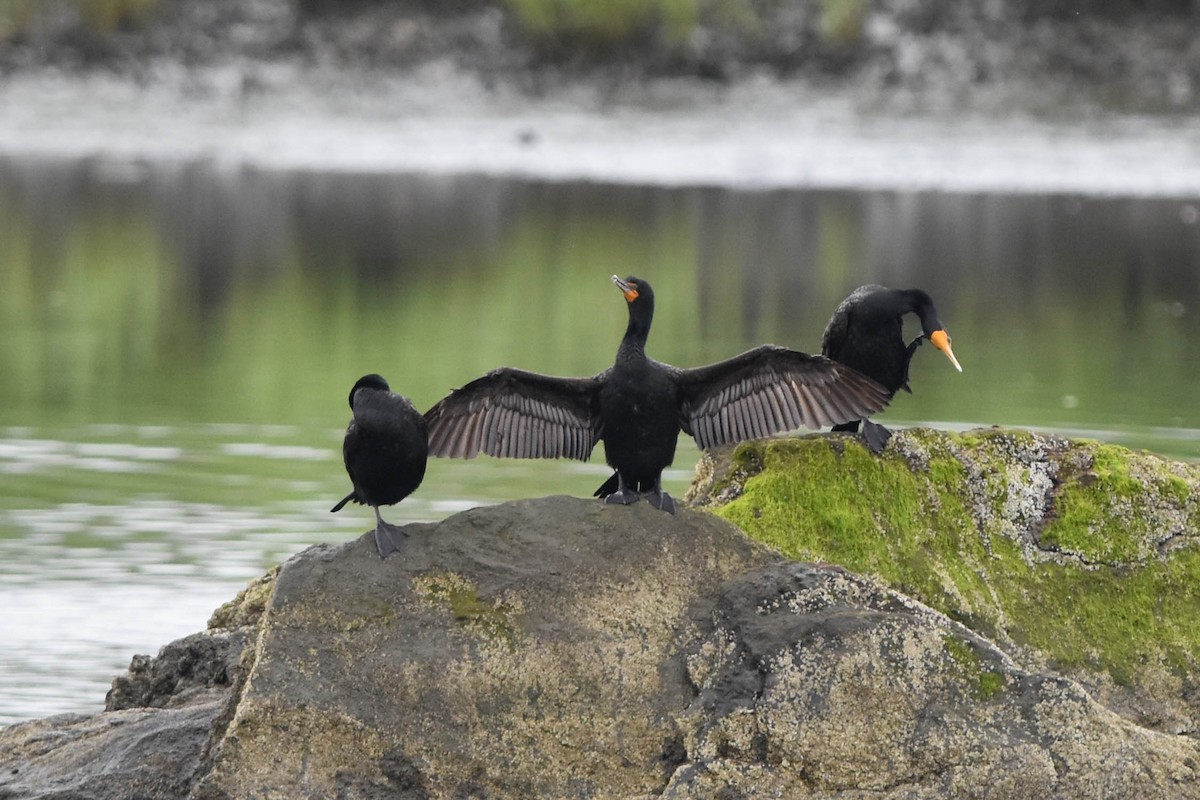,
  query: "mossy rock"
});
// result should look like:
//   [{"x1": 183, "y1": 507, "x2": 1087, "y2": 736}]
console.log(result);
[
  {"x1": 688, "y1": 426, "x2": 1200, "y2": 732},
  {"x1": 207, "y1": 566, "x2": 278, "y2": 631}
]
